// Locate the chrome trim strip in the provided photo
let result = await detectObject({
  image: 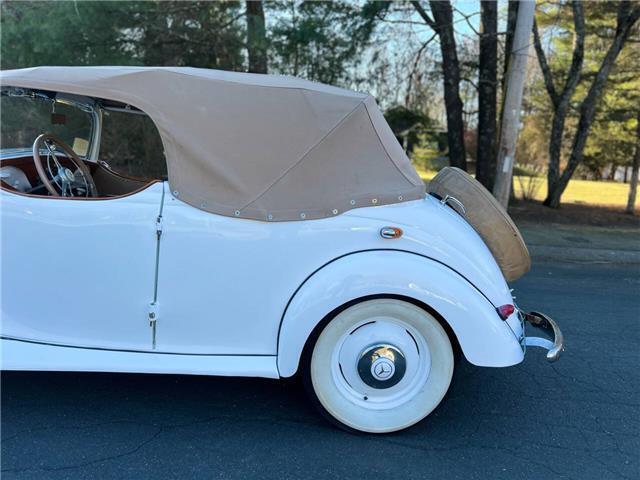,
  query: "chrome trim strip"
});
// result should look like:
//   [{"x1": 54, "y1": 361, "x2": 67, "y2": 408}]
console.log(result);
[{"x1": 0, "y1": 336, "x2": 275, "y2": 357}]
